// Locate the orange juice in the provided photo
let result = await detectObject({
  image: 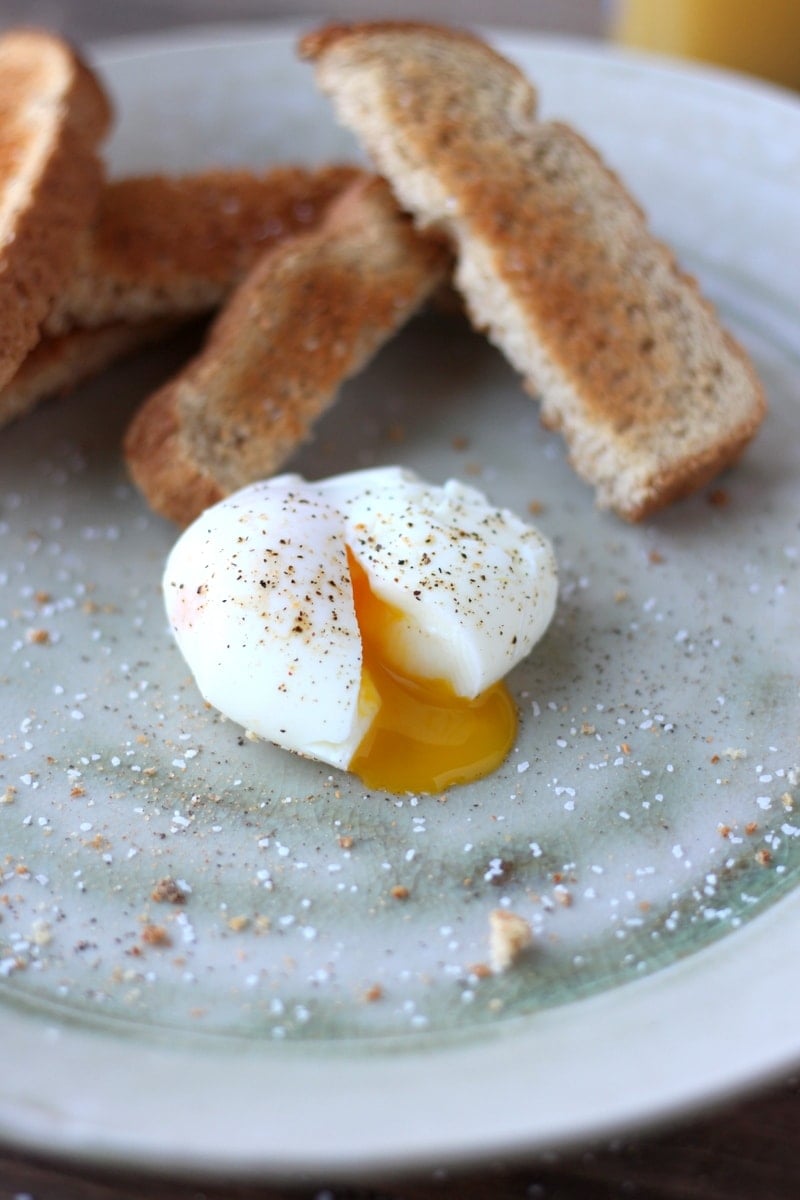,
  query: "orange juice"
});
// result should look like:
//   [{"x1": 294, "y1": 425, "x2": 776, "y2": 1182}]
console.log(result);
[{"x1": 613, "y1": 0, "x2": 800, "y2": 90}]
